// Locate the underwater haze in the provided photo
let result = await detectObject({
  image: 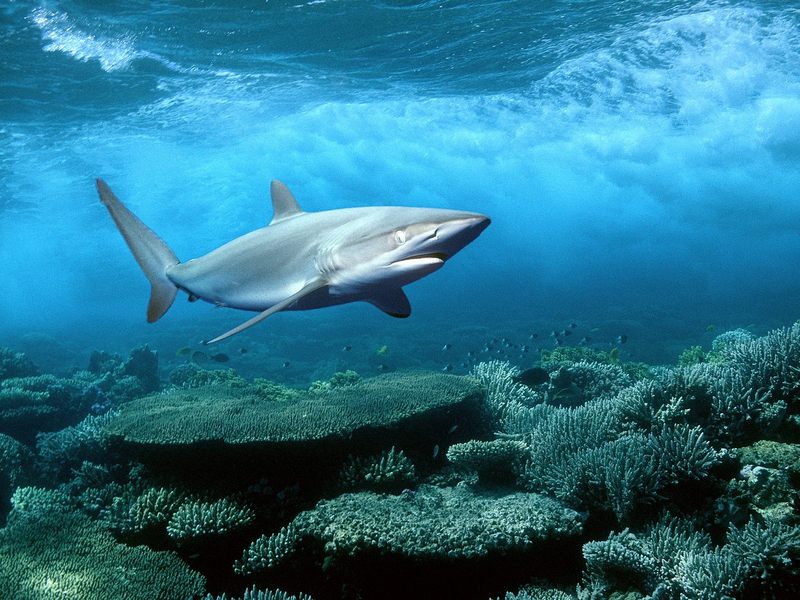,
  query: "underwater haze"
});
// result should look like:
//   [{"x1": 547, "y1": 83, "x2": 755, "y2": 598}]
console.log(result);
[
  {"x1": 3, "y1": 2, "x2": 800, "y2": 600},
  {"x1": 3, "y1": 0, "x2": 800, "y2": 374}
]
